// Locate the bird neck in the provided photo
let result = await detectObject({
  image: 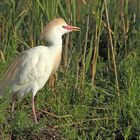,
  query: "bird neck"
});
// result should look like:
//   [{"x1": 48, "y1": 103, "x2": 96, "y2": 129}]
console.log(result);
[{"x1": 48, "y1": 35, "x2": 62, "y2": 48}]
